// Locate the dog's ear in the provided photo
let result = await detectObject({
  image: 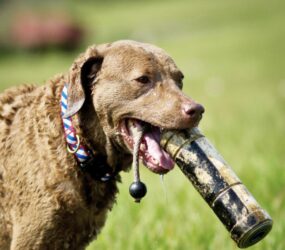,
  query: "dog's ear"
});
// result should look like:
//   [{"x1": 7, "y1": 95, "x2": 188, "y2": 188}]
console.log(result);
[
  {"x1": 64, "y1": 46, "x2": 104, "y2": 118},
  {"x1": 81, "y1": 57, "x2": 104, "y2": 88}
]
